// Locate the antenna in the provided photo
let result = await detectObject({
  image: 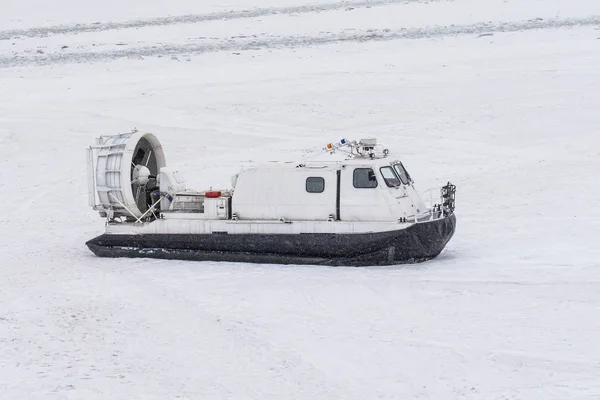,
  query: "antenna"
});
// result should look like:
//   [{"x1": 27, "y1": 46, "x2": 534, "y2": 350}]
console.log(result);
[{"x1": 322, "y1": 138, "x2": 389, "y2": 159}]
